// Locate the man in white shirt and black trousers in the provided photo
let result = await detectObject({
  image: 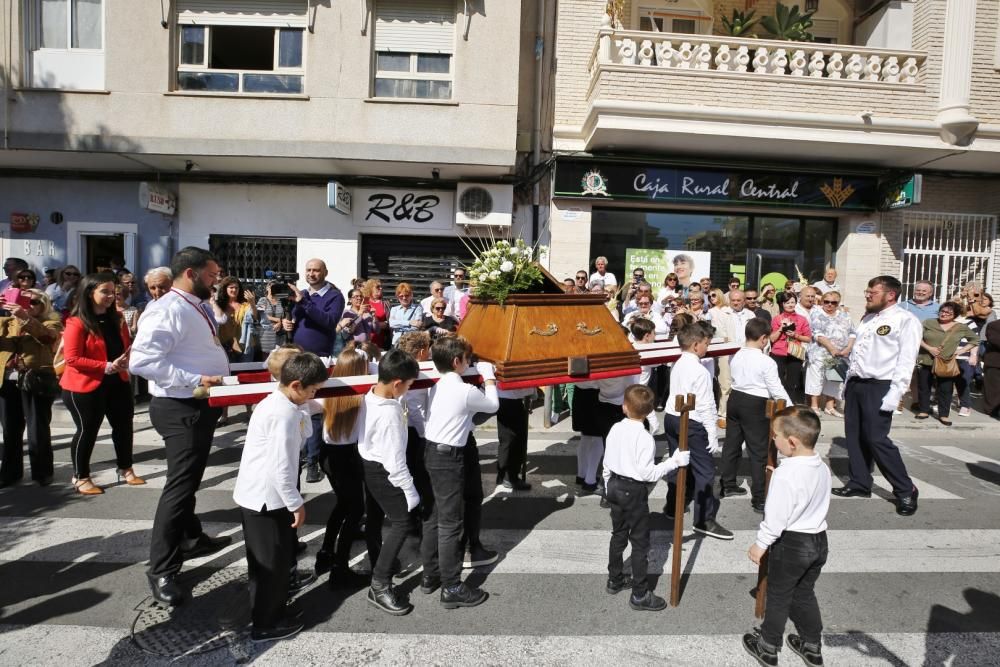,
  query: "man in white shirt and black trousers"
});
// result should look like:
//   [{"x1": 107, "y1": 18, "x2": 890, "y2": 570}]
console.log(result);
[
  {"x1": 720, "y1": 317, "x2": 791, "y2": 512},
  {"x1": 420, "y1": 335, "x2": 499, "y2": 608},
  {"x1": 130, "y1": 247, "x2": 232, "y2": 605},
  {"x1": 834, "y1": 275, "x2": 921, "y2": 516}
]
